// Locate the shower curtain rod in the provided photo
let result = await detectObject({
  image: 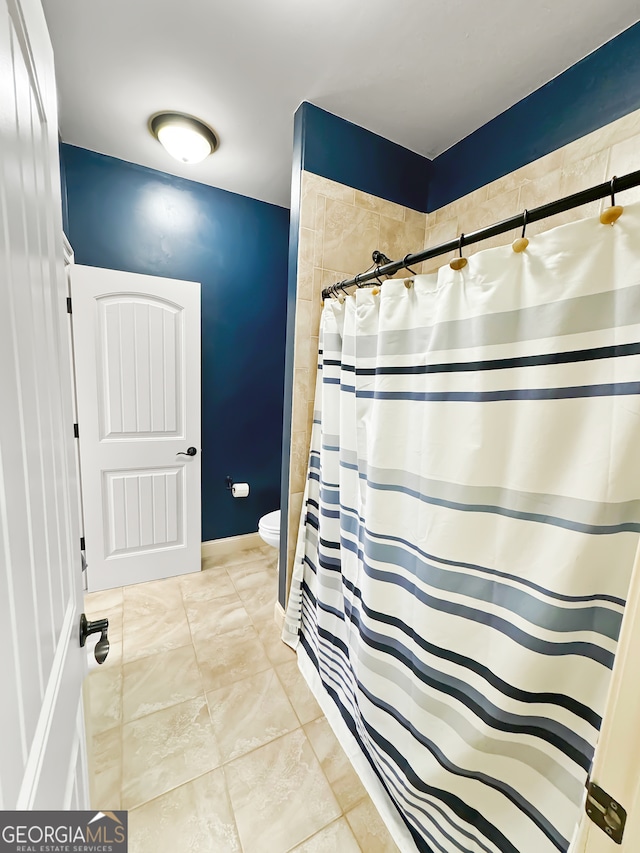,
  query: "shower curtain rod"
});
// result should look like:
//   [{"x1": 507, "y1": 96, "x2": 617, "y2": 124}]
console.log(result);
[{"x1": 321, "y1": 168, "x2": 640, "y2": 300}]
